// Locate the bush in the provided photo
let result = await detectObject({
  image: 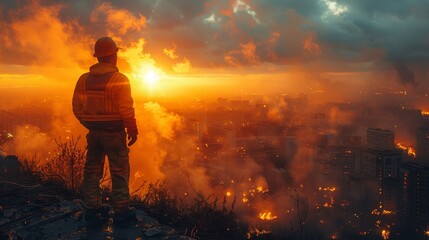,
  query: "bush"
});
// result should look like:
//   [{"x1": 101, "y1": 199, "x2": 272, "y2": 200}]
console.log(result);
[
  {"x1": 135, "y1": 181, "x2": 240, "y2": 239},
  {"x1": 41, "y1": 136, "x2": 85, "y2": 193}
]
